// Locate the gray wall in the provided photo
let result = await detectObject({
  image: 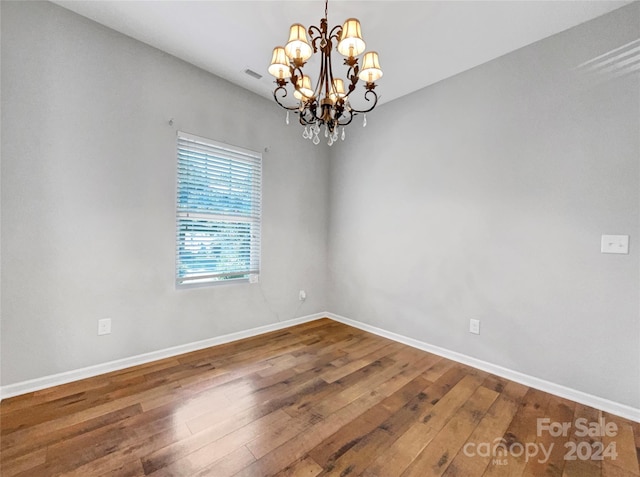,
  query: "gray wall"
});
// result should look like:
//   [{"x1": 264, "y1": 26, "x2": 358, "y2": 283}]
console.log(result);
[
  {"x1": 328, "y1": 3, "x2": 640, "y2": 408},
  {"x1": 1, "y1": 1, "x2": 329, "y2": 385}
]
